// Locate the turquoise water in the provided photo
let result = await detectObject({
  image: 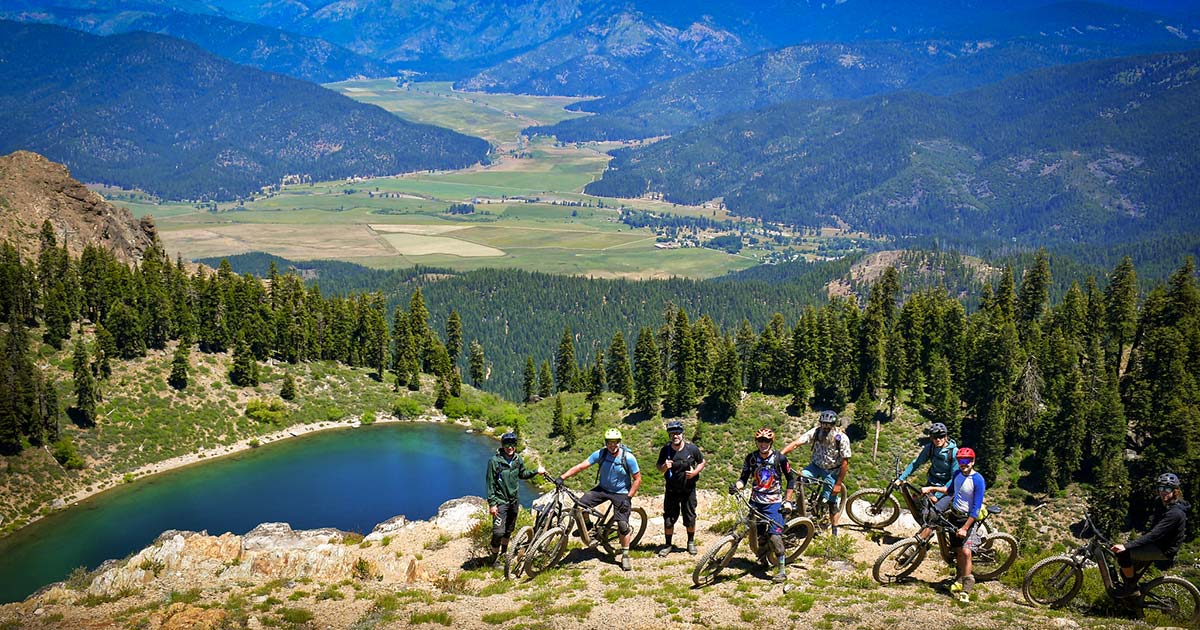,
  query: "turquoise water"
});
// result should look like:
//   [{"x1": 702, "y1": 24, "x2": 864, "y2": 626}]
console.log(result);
[{"x1": 0, "y1": 423, "x2": 536, "y2": 604}]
